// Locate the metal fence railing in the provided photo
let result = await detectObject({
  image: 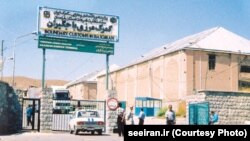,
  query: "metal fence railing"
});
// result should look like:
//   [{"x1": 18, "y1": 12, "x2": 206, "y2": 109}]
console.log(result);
[{"x1": 52, "y1": 100, "x2": 106, "y2": 131}]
